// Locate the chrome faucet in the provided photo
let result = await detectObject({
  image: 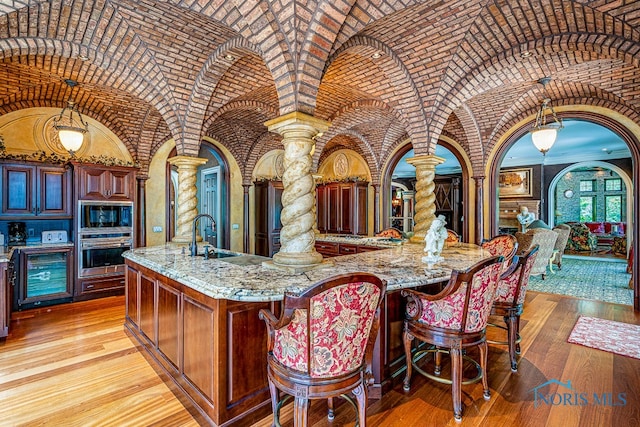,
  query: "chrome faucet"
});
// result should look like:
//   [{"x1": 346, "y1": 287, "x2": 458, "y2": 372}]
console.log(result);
[{"x1": 189, "y1": 213, "x2": 216, "y2": 257}]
